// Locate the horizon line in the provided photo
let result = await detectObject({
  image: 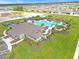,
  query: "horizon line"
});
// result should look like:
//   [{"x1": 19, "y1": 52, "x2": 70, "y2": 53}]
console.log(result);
[{"x1": 0, "y1": 1, "x2": 79, "y2": 5}]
